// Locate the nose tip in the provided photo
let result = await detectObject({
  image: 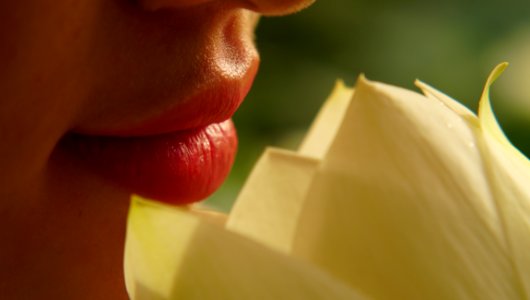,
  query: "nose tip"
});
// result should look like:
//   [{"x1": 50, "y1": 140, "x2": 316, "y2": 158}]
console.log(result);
[{"x1": 139, "y1": 0, "x2": 315, "y2": 15}]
